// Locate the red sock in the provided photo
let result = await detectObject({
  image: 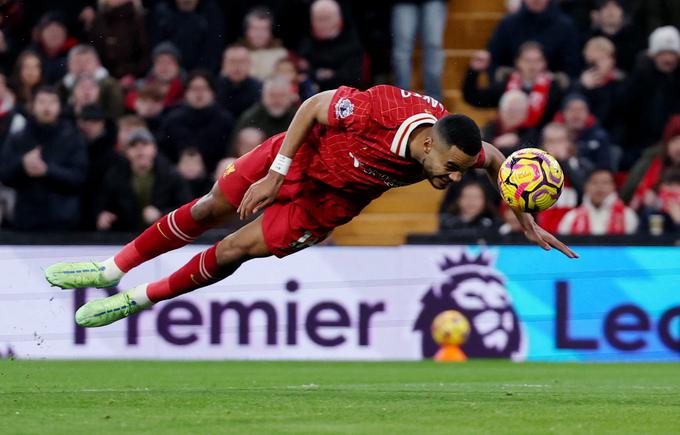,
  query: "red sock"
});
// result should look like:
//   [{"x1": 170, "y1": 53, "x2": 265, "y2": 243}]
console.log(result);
[
  {"x1": 146, "y1": 243, "x2": 240, "y2": 302},
  {"x1": 114, "y1": 199, "x2": 206, "y2": 272}
]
